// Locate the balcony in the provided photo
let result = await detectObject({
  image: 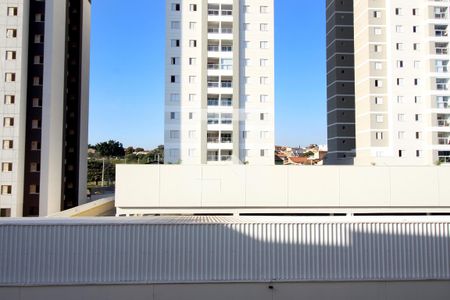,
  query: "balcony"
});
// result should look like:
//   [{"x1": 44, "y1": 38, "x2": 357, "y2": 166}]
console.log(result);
[
  {"x1": 208, "y1": 81, "x2": 219, "y2": 88},
  {"x1": 221, "y1": 81, "x2": 232, "y2": 88},
  {"x1": 437, "y1": 97, "x2": 449, "y2": 109},
  {"x1": 208, "y1": 45, "x2": 219, "y2": 52},
  {"x1": 221, "y1": 98, "x2": 232, "y2": 107},
  {"x1": 208, "y1": 9, "x2": 219, "y2": 16},
  {"x1": 439, "y1": 151, "x2": 450, "y2": 164},
  {"x1": 435, "y1": 25, "x2": 448, "y2": 37},
  {"x1": 437, "y1": 114, "x2": 450, "y2": 127},
  {"x1": 436, "y1": 79, "x2": 449, "y2": 90},
  {"x1": 207, "y1": 132, "x2": 220, "y2": 143},
  {"x1": 208, "y1": 98, "x2": 219, "y2": 106},
  {"x1": 221, "y1": 132, "x2": 232, "y2": 143}
]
